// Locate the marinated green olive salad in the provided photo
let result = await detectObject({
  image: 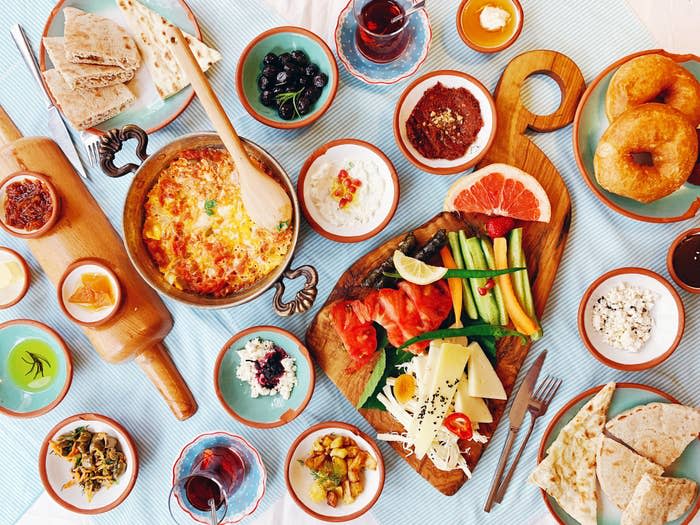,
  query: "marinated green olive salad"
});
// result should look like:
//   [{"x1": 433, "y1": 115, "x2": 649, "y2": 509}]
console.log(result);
[{"x1": 257, "y1": 49, "x2": 329, "y2": 120}]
